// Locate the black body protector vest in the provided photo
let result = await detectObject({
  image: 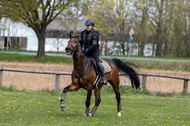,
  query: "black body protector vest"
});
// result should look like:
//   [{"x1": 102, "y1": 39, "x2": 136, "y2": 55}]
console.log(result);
[{"x1": 80, "y1": 29, "x2": 99, "y2": 54}]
